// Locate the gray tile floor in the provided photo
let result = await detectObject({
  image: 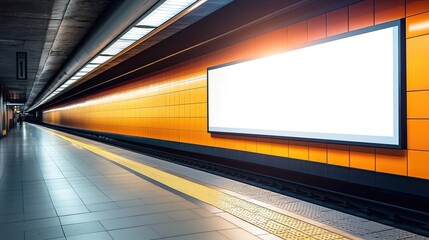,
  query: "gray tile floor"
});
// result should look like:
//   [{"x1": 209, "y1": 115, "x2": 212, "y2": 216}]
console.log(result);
[
  {"x1": 0, "y1": 124, "x2": 279, "y2": 240},
  {"x1": 0, "y1": 123, "x2": 427, "y2": 240}
]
